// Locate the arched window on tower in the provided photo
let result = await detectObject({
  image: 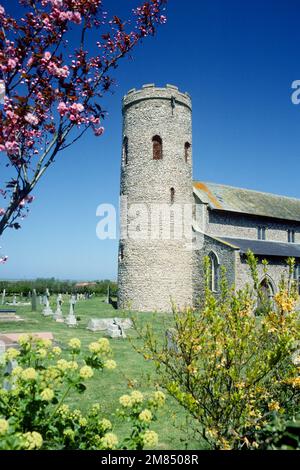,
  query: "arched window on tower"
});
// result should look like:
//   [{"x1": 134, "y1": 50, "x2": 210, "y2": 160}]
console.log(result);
[
  {"x1": 170, "y1": 187, "x2": 175, "y2": 204},
  {"x1": 208, "y1": 252, "x2": 219, "y2": 292},
  {"x1": 122, "y1": 136, "x2": 128, "y2": 165},
  {"x1": 152, "y1": 135, "x2": 162, "y2": 160},
  {"x1": 184, "y1": 142, "x2": 191, "y2": 163}
]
